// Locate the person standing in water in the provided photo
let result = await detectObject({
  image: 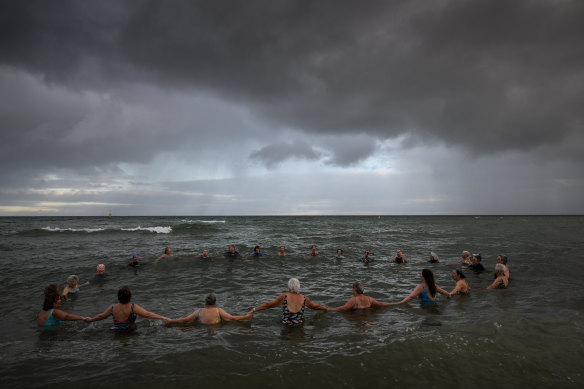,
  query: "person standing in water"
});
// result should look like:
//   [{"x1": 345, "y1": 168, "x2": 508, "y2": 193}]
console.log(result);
[
  {"x1": 390, "y1": 269, "x2": 449, "y2": 305},
  {"x1": 88, "y1": 286, "x2": 169, "y2": 333},
  {"x1": 164, "y1": 294, "x2": 254, "y2": 325},
  {"x1": 392, "y1": 250, "x2": 408, "y2": 263},
  {"x1": 155, "y1": 247, "x2": 173, "y2": 263},
  {"x1": 38, "y1": 284, "x2": 90, "y2": 326},
  {"x1": 447, "y1": 269, "x2": 470, "y2": 296},
  {"x1": 253, "y1": 278, "x2": 328, "y2": 326},
  {"x1": 306, "y1": 245, "x2": 319, "y2": 256},
  {"x1": 332, "y1": 282, "x2": 391, "y2": 311}
]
